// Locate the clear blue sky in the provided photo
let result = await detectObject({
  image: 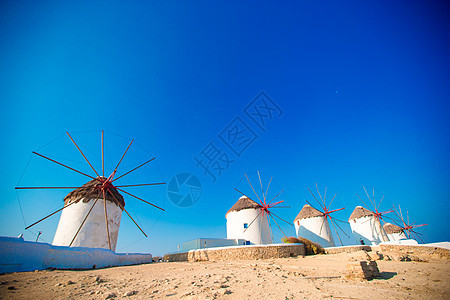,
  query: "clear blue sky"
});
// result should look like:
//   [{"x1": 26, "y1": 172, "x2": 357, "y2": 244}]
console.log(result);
[{"x1": 0, "y1": 1, "x2": 449, "y2": 256}]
